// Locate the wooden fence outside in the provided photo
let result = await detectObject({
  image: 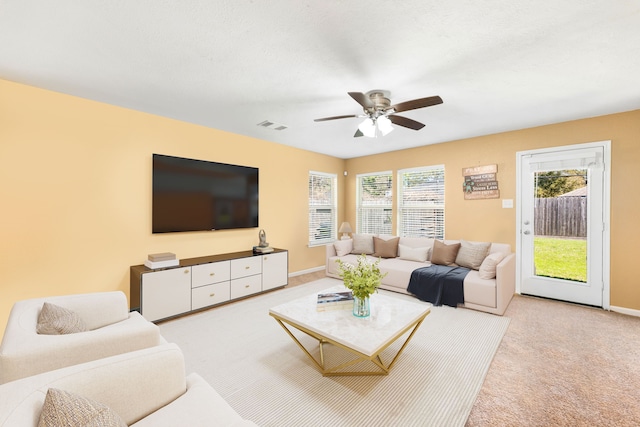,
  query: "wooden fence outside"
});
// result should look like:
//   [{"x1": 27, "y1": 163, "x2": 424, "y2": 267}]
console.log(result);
[{"x1": 534, "y1": 197, "x2": 587, "y2": 238}]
